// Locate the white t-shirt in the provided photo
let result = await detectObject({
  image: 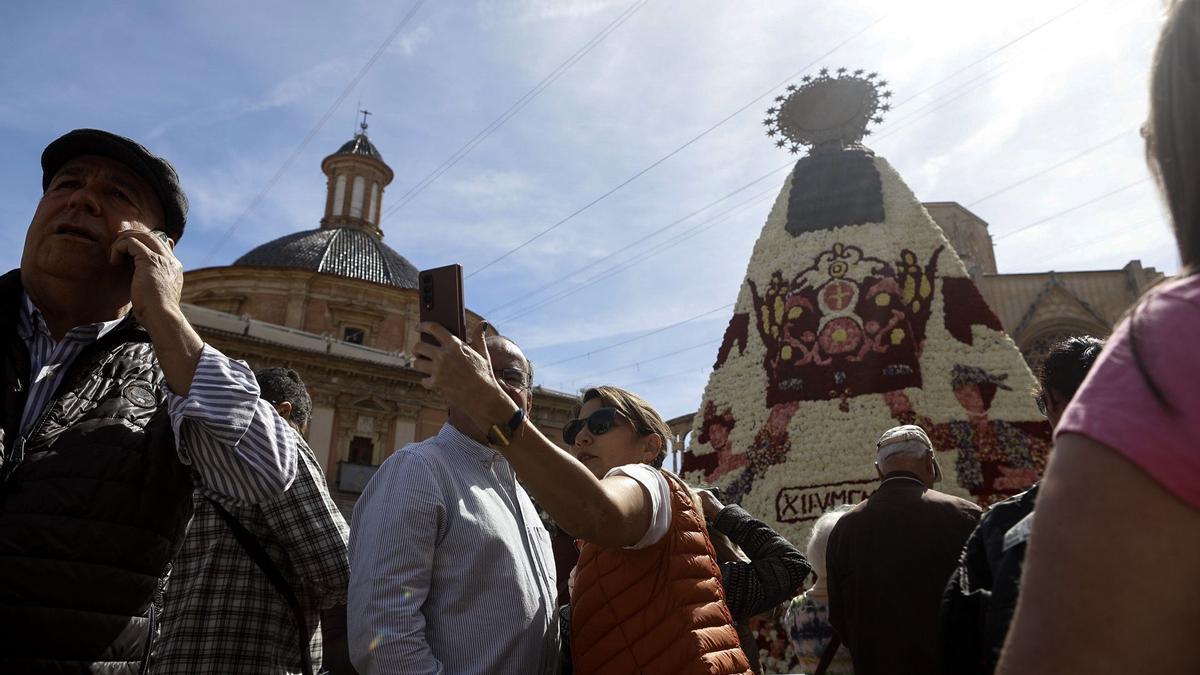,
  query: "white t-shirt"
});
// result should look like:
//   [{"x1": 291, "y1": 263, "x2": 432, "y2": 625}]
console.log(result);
[{"x1": 604, "y1": 463, "x2": 672, "y2": 549}]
